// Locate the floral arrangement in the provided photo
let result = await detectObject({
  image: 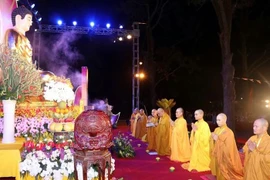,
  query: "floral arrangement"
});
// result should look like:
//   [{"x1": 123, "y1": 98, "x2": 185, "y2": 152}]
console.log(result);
[
  {"x1": 43, "y1": 76, "x2": 75, "y2": 106},
  {"x1": 20, "y1": 138, "x2": 115, "y2": 180},
  {"x1": 0, "y1": 45, "x2": 43, "y2": 101},
  {"x1": 112, "y1": 132, "x2": 135, "y2": 158},
  {"x1": 0, "y1": 116, "x2": 116, "y2": 180},
  {"x1": 20, "y1": 139, "x2": 75, "y2": 180},
  {"x1": 0, "y1": 104, "x2": 81, "y2": 119},
  {"x1": 15, "y1": 107, "x2": 55, "y2": 118},
  {"x1": 0, "y1": 116, "x2": 53, "y2": 140}
]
